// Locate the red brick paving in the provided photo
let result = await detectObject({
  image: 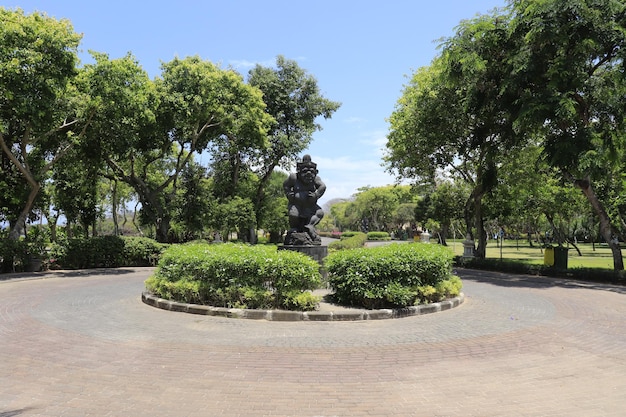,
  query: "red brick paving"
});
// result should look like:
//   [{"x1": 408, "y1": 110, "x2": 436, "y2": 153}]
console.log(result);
[{"x1": 1, "y1": 267, "x2": 625, "y2": 416}]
